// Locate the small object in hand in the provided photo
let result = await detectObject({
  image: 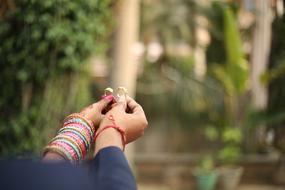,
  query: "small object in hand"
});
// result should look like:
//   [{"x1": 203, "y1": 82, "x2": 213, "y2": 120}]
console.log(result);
[
  {"x1": 117, "y1": 87, "x2": 127, "y2": 96},
  {"x1": 116, "y1": 87, "x2": 127, "y2": 109},
  {"x1": 104, "y1": 87, "x2": 114, "y2": 96}
]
